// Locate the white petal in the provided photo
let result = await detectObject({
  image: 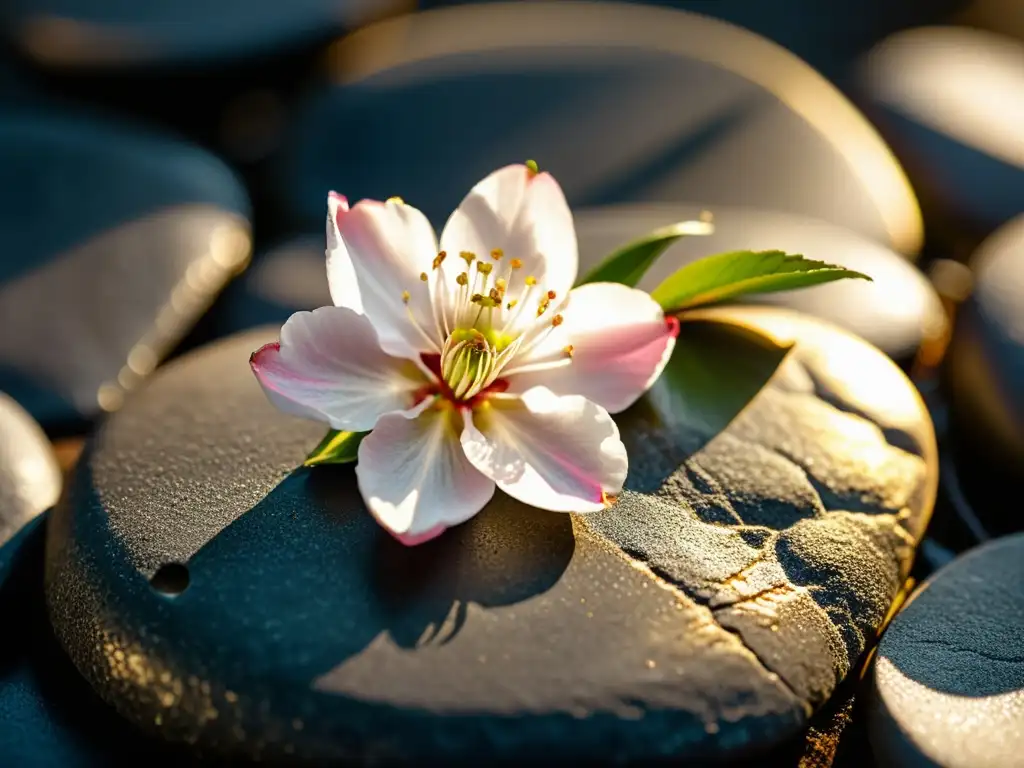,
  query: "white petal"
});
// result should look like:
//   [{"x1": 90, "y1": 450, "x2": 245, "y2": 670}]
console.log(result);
[
  {"x1": 507, "y1": 283, "x2": 678, "y2": 414},
  {"x1": 356, "y1": 403, "x2": 495, "y2": 543},
  {"x1": 338, "y1": 198, "x2": 442, "y2": 359},
  {"x1": 439, "y1": 164, "x2": 577, "y2": 322},
  {"x1": 461, "y1": 387, "x2": 627, "y2": 513},
  {"x1": 250, "y1": 306, "x2": 428, "y2": 431},
  {"x1": 325, "y1": 192, "x2": 363, "y2": 313}
]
